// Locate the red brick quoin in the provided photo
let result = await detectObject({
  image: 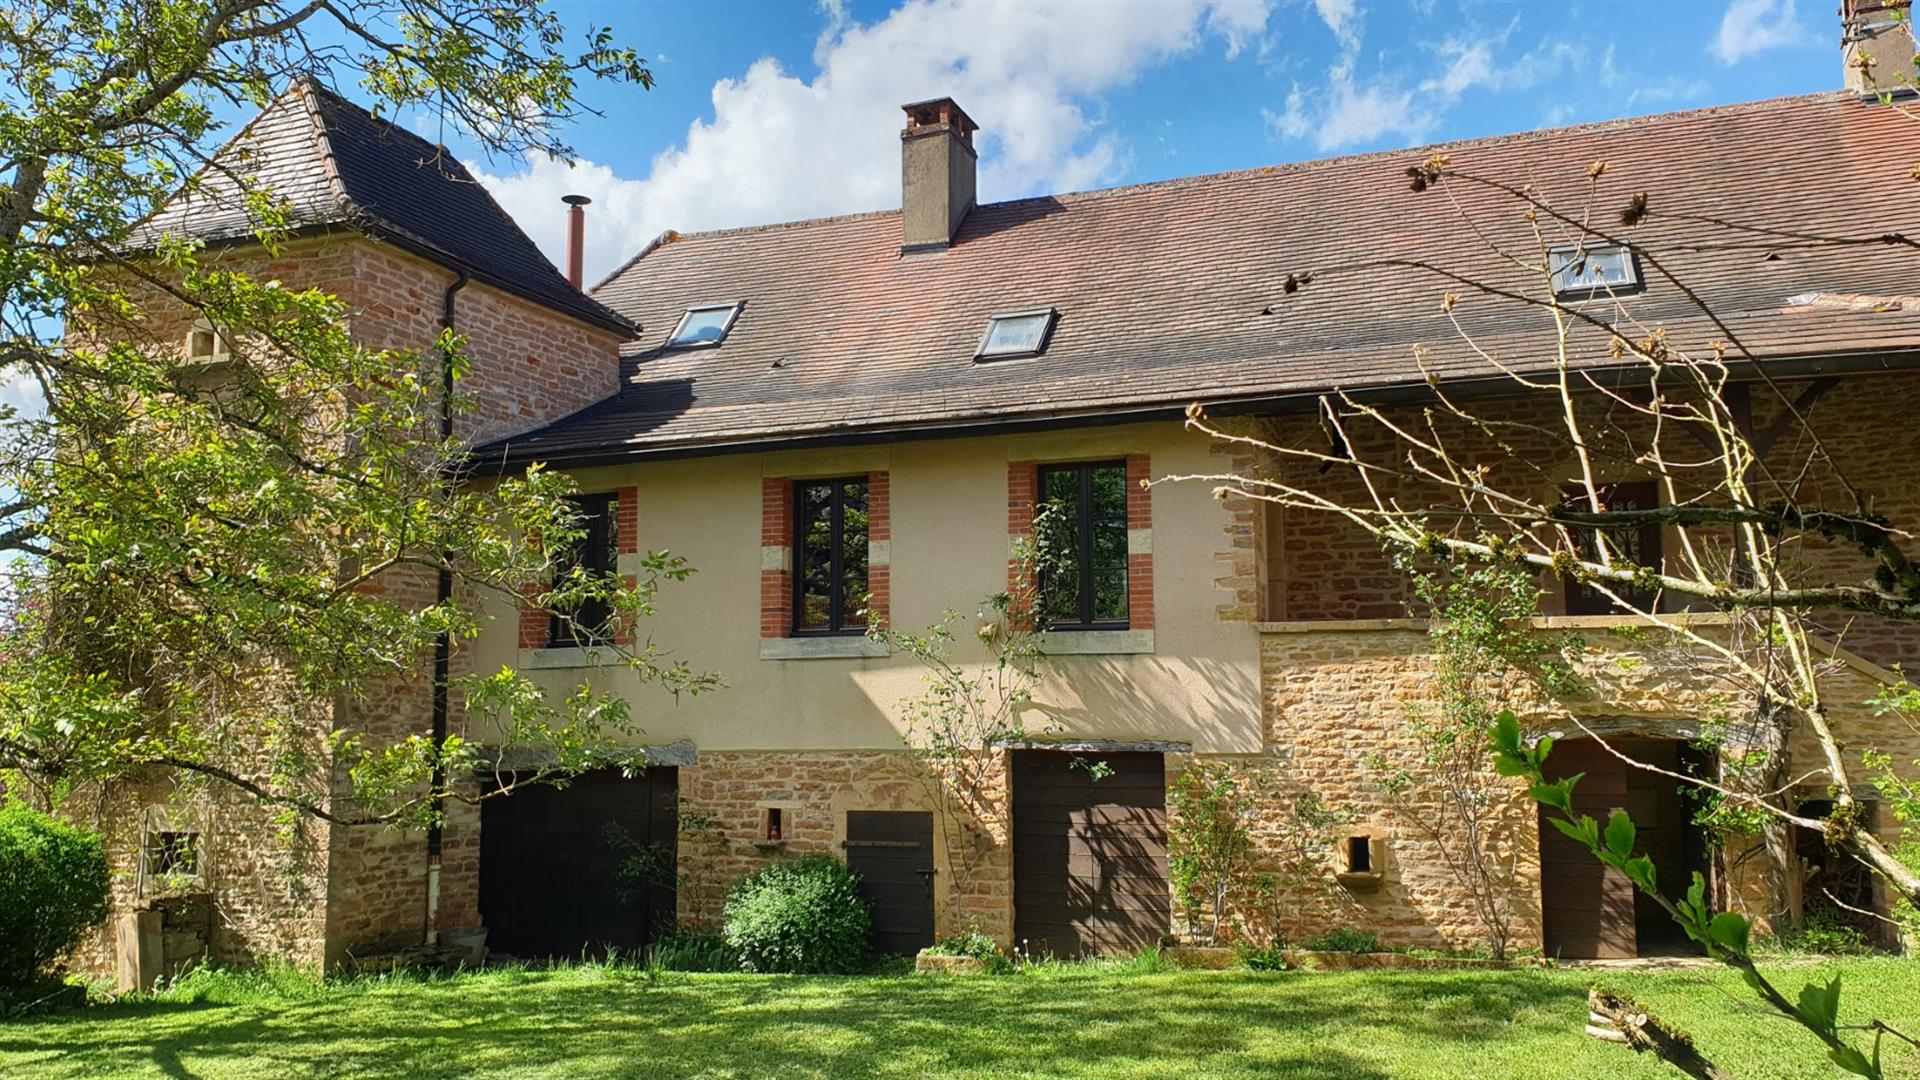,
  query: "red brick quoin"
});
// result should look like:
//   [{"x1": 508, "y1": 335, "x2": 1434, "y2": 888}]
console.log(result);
[
  {"x1": 760, "y1": 477, "x2": 791, "y2": 638},
  {"x1": 865, "y1": 470, "x2": 891, "y2": 629},
  {"x1": 1126, "y1": 453, "x2": 1154, "y2": 630}
]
